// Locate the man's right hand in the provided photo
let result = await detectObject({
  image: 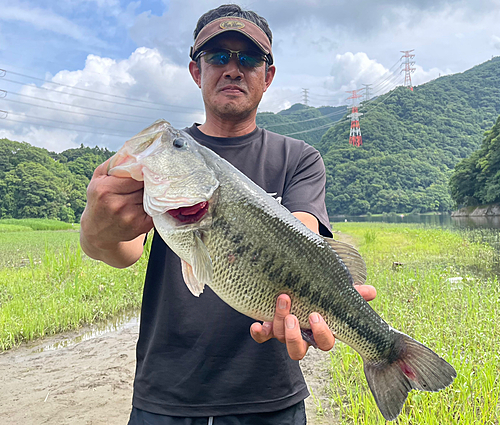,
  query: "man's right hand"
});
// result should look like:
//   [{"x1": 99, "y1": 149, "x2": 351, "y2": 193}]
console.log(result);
[{"x1": 79, "y1": 158, "x2": 153, "y2": 268}]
